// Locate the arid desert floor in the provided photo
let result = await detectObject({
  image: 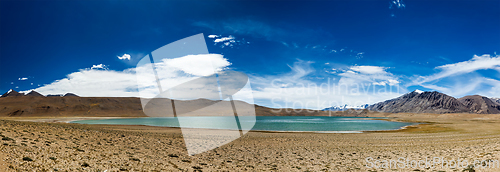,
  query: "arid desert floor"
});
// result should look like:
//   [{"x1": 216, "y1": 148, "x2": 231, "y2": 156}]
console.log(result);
[{"x1": 1, "y1": 114, "x2": 500, "y2": 171}]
